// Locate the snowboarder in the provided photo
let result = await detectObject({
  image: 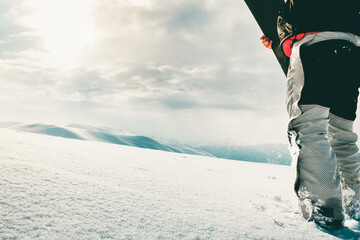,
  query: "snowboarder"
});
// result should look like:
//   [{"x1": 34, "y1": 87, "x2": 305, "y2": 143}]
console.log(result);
[{"x1": 261, "y1": 0, "x2": 360, "y2": 230}]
